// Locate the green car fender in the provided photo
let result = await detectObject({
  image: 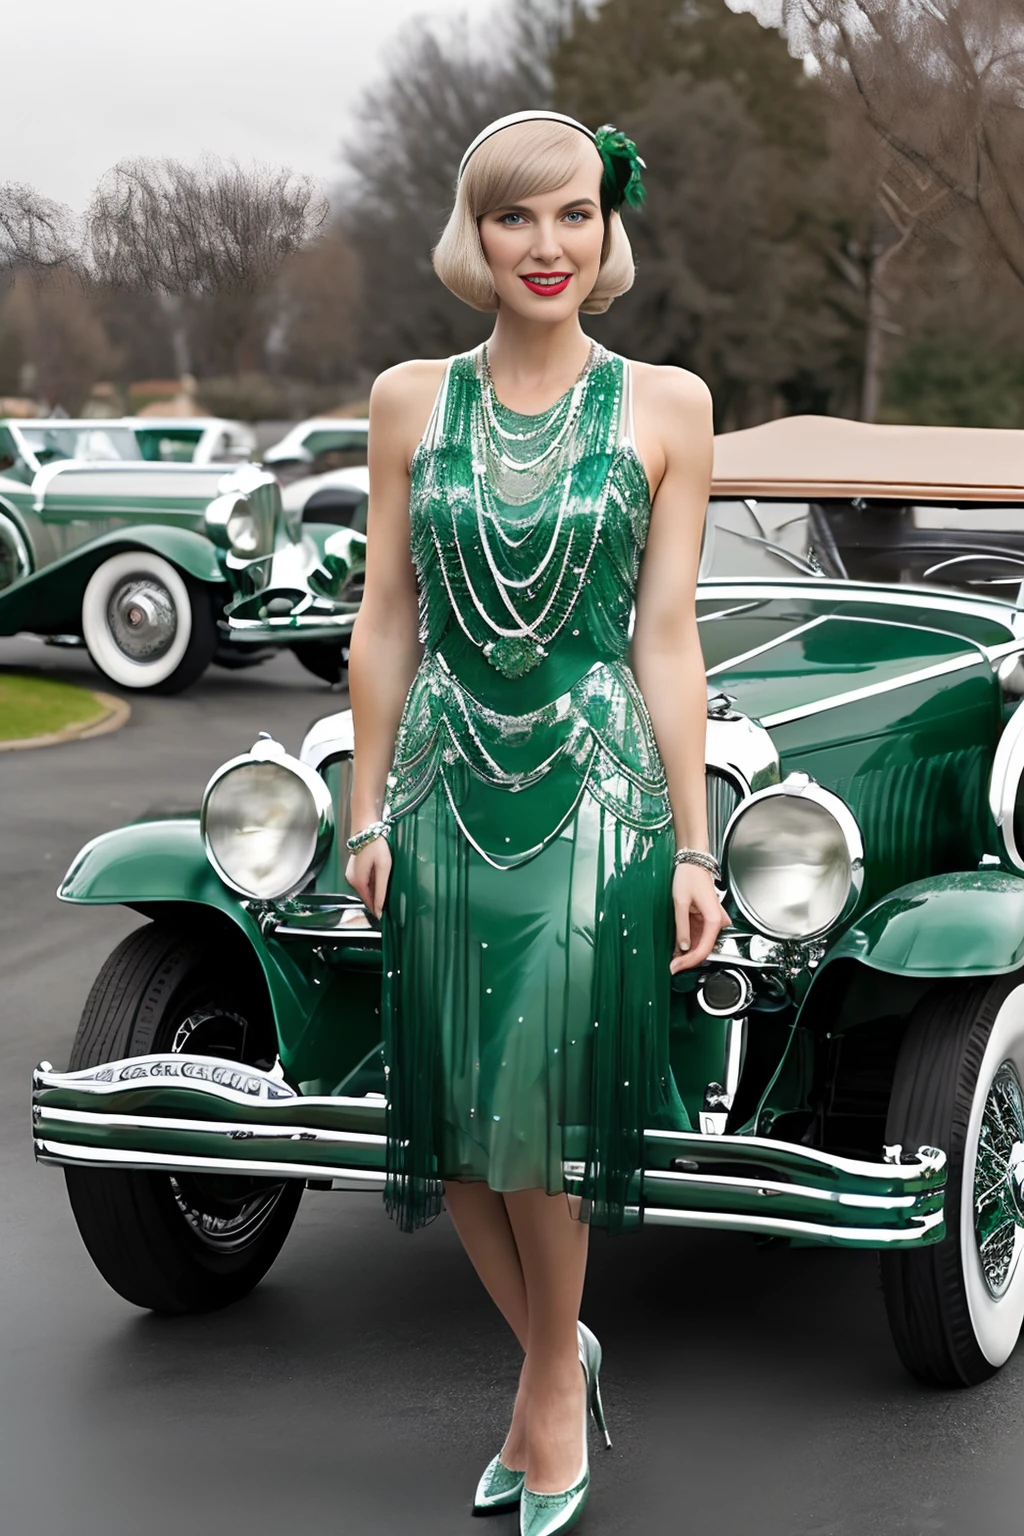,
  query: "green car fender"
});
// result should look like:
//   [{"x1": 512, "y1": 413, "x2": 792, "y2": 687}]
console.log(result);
[
  {"x1": 751, "y1": 870, "x2": 1024, "y2": 1138},
  {"x1": 0, "y1": 526, "x2": 227, "y2": 636},
  {"x1": 820, "y1": 869, "x2": 1024, "y2": 979},
  {"x1": 59, "y1": 818, "x2": 325, "y2": 1081}
]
